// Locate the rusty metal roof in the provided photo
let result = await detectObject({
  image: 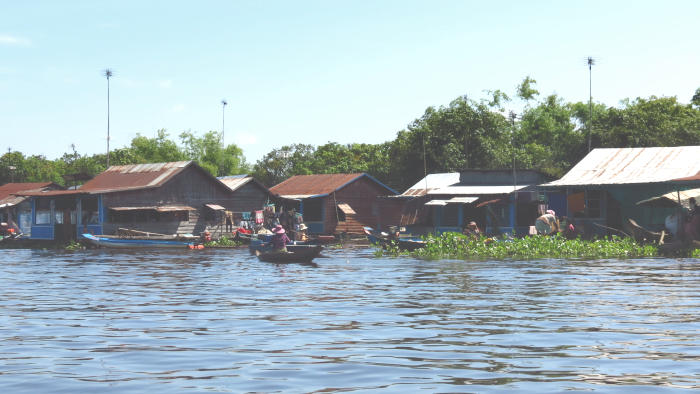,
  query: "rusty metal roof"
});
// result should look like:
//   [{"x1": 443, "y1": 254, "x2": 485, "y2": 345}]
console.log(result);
[
  {"x1": 270, "y1": 173, "x2": 396, "y2": 198},
  {"x1": 80, "y1": 161, "x2": 192, "y2": 193},
  {"x1": 0, "y1": 182, "x2": 63, "y2": 206},
  {"x1": 21, "y1": 161, "x2": 194, "y2": 197},
  {"x1": 0, "y1": 182, "x2": 61, "y2": 200},
  {"x1": 543, "y1": 146, "x2": 700, "y2": 187}
]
